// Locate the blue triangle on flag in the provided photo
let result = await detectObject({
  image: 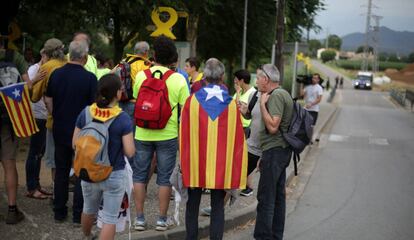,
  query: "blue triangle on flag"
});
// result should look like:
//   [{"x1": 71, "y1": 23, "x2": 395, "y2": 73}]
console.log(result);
[
  {"x1": 0, "y1": 83, "x2": 25, "y2": 102},
  {"x1": 195, "y1": 84, "x2": 232, "y2": 121}
]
